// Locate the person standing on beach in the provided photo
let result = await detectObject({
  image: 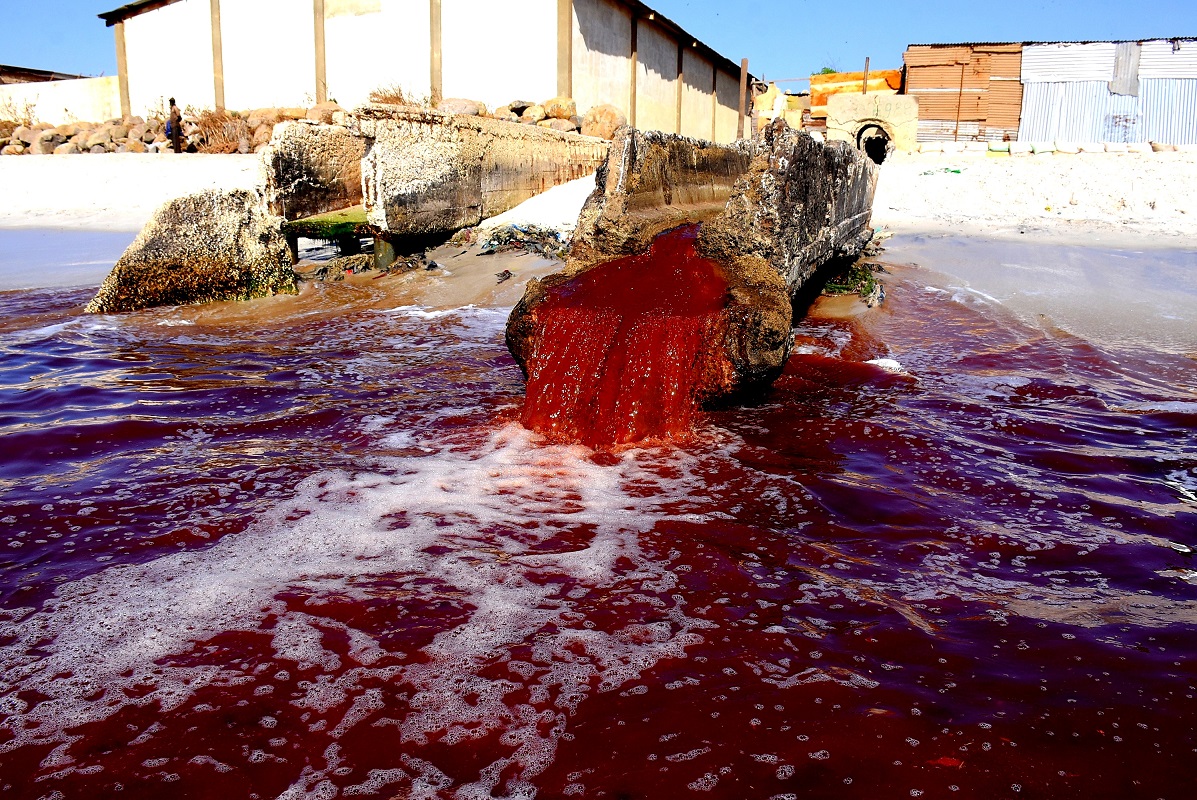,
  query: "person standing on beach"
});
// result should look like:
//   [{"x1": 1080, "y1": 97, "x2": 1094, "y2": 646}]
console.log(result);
[{"x1": 168, "y1": 97, "x2": 183, "y2": 153}]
